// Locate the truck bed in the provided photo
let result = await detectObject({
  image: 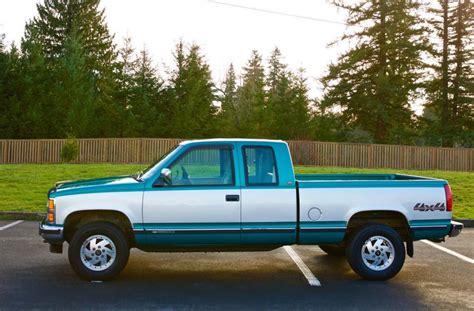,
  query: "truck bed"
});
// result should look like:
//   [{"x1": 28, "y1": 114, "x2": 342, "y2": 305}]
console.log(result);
[{"x1": 295, "y1": 173, "x2": 446, "y2": 187}]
